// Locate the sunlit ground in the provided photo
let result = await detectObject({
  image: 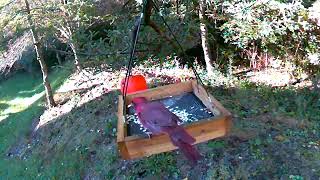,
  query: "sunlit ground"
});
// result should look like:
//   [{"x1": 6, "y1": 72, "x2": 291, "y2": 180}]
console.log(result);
[
  {"x1": 0, "y1": 68, "x2": 70, "y2": 123},
  {"x1": 0, "y1": 0, "x2": 9, "y2": 7},
  {"x1": 0, "y1": 92, "x2": 44, "y2": 121}
]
